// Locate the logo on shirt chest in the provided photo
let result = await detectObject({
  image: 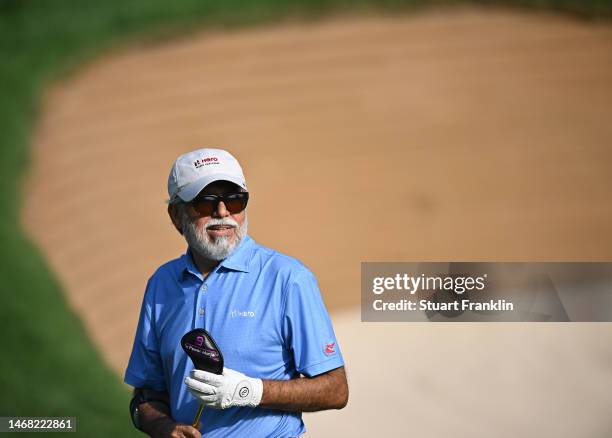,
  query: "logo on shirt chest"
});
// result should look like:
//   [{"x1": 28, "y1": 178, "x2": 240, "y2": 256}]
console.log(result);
[{"x1": 230, "y1": 309, "x2": 256, "y2": 318}]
